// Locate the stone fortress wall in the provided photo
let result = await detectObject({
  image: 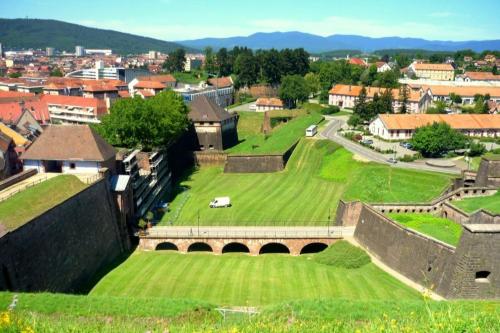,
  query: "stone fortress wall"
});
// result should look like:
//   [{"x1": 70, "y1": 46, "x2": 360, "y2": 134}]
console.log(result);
[
  {"x1": 0, "y1": 179, "x2": 130, "y2": 293},
  {"x1": 337, "y1": 157, "x2": 500, "y2": 299}
]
